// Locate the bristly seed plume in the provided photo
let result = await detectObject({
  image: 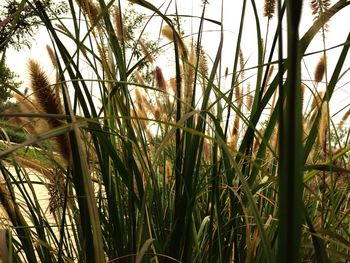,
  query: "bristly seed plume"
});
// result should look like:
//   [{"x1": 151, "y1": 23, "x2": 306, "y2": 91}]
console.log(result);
[
  {"x1": 314, "y1": 55, "x2": 326, "y2": 83},
  {"x1": 46, "y1": 45, "x2": 57, "y2": 69},
  {"x1": 339, "y1": 107, "x2": 350, "y2": 128},
  {"x1": 155, "y1": 66, "x2": 166, "y2": 91},
  {"x1": 264, "y1": 0, "x2": 276, "y2": 19},
  {"x1": 318, "y1": 101, "x2": 329, "y2": 154},
  {"x1": 114, "y1": 6, "x2": 126, "y2": 41},
  {"x1": 28, "y1": 59, "x2": 71, "y2": 165}
]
